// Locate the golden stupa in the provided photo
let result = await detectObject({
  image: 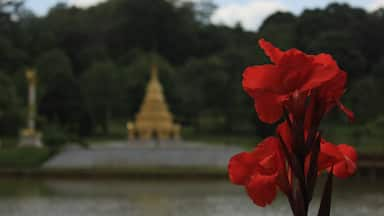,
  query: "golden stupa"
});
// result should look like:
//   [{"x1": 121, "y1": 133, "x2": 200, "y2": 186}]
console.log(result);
[{"x1": 127, "y1": 64, "x2": 181, "y2": 140}]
